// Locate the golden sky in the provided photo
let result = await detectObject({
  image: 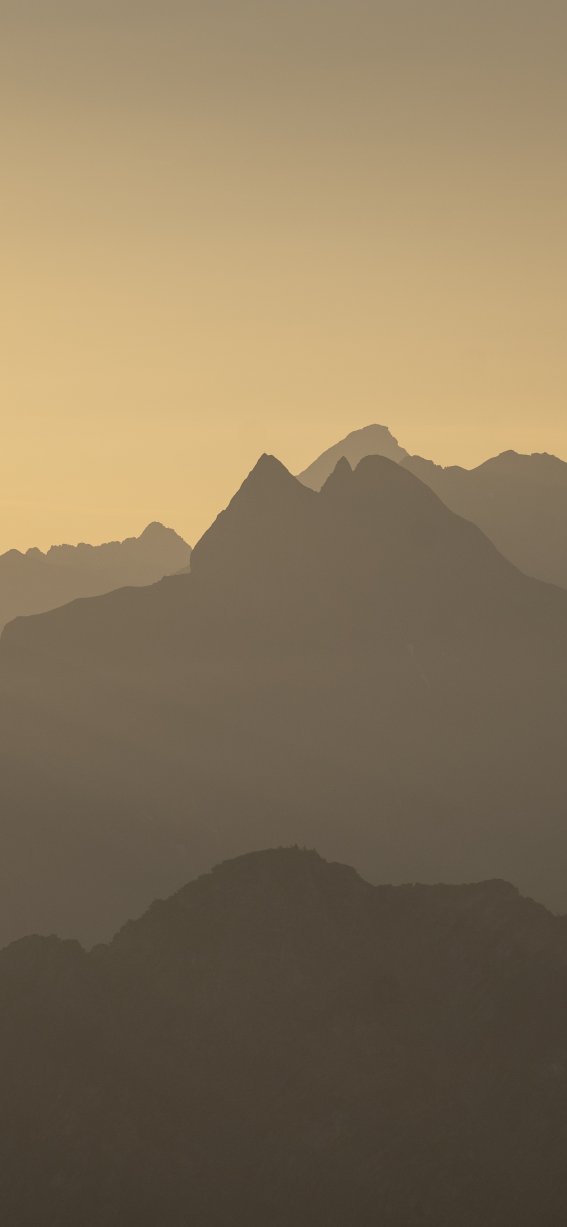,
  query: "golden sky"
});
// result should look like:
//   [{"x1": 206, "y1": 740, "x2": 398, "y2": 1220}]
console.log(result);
[{"x1": 1, "y1": 1, "x2": 566, "y2": 551}]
